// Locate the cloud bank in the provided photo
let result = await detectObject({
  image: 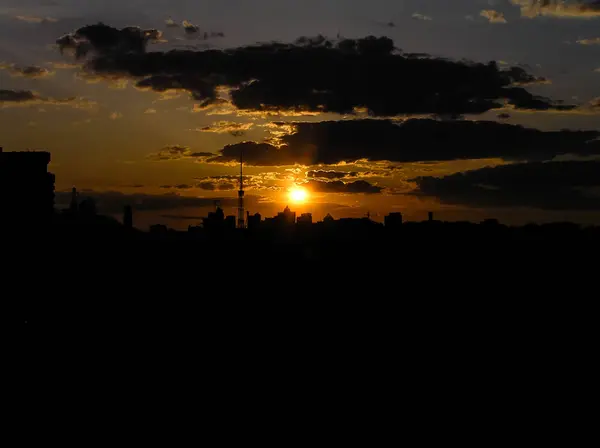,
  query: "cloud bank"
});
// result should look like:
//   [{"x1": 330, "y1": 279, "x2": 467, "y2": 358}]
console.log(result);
[
  {"x1": 206, "y1": 119, "x2": 600, "y2": 166},
  {"x1": 55, "y1": 25, "x2": 574, "y2": 116}
]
